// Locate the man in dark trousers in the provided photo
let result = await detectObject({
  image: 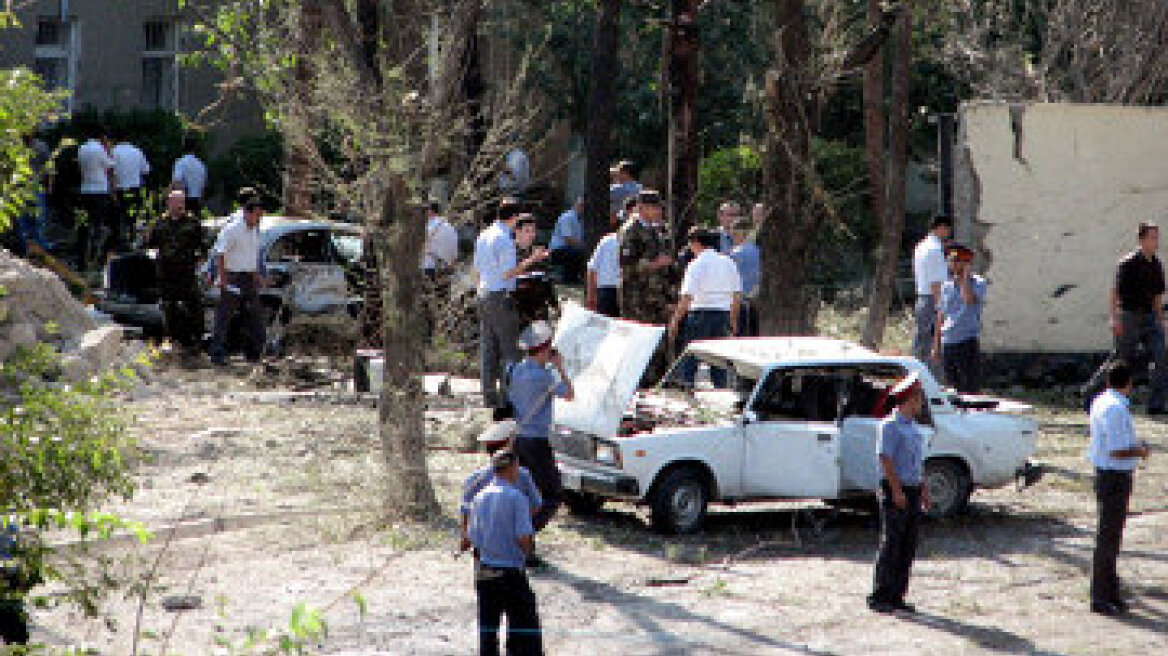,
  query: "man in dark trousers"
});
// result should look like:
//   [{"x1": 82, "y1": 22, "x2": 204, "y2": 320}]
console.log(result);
[
  {"x1": 141, "y1": 190, "x2": 207, "y2": 360},
  {"x1": 868, "y1": 372, "x2": 932, "y2": 614},
  {"x1": 507, "y1": 321, "x2": 574, "y2": 563},
  {"x1": 467, "y1": 450, "x2": 543, "y2": 656},
  {"x1": 1083, "y1": 222, "x2": 1168, "y2": 414},
  {"x1": 1087, "y1": 361, "x2": 1152, "y2": 615},
  {"x1": 209, "y1": 194, "x2": 266, "y2": 365},
  {"x1": 619, "y1": 190, "x2": 676, "y2": 384},
  {"x1": 668, "y1": 227, "x2": 742, "y2": 388},
  {"x1": 932, "y1": 244, "x2": 988, "y2": 393}
]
